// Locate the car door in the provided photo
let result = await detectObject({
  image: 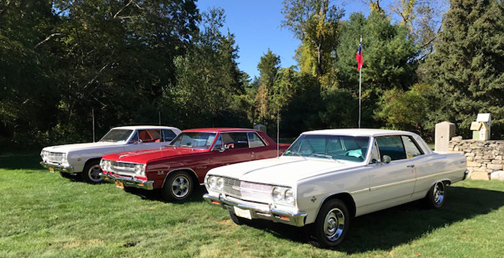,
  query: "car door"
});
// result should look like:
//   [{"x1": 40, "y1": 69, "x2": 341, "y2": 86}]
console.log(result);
[
  {"x1": 365, "y1": 135, "x2": 416, "y2": 211},
  {"x1": 209, "y1": 132, "x2": 255, "y2": 169}
]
